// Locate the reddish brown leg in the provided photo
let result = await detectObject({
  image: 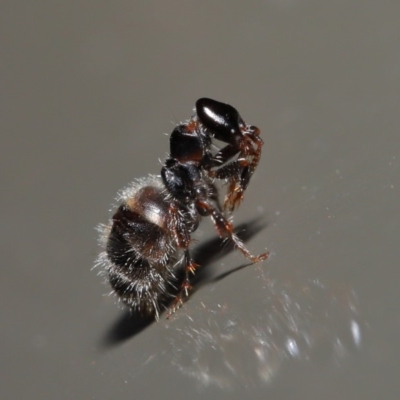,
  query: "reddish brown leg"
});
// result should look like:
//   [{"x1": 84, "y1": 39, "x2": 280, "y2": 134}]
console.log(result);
[
  {"x1": 247, "y1": 133, "x2": 263, "y2": 176},
  {"x1": 167, "y1": 203, "x2": 199, "y2": 318},
  {"x1": 224, "y1": 132, "x2": 264, "y2": 212},
  {"x1": 166, "y1": 250, "x2": 198, "y2": 318},
  {"x1": 212, "y1": 158, "x2": 249, "y2": 211},
  {"x1": 197, "y1": 200, "x2": 269, "y2": 263},
  {"x1": 224, "y1": 179, "x2": 245, "y2": 212}
]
